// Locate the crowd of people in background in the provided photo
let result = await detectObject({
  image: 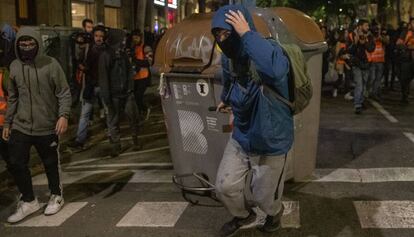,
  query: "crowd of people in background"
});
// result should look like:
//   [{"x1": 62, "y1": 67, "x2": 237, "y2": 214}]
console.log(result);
[
  {"x1": 321, "y1": 17, "x2": 414, "y2": 114},
  {"x1": 62, "y1": 19, "x2": 162, "y2": 156}
]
